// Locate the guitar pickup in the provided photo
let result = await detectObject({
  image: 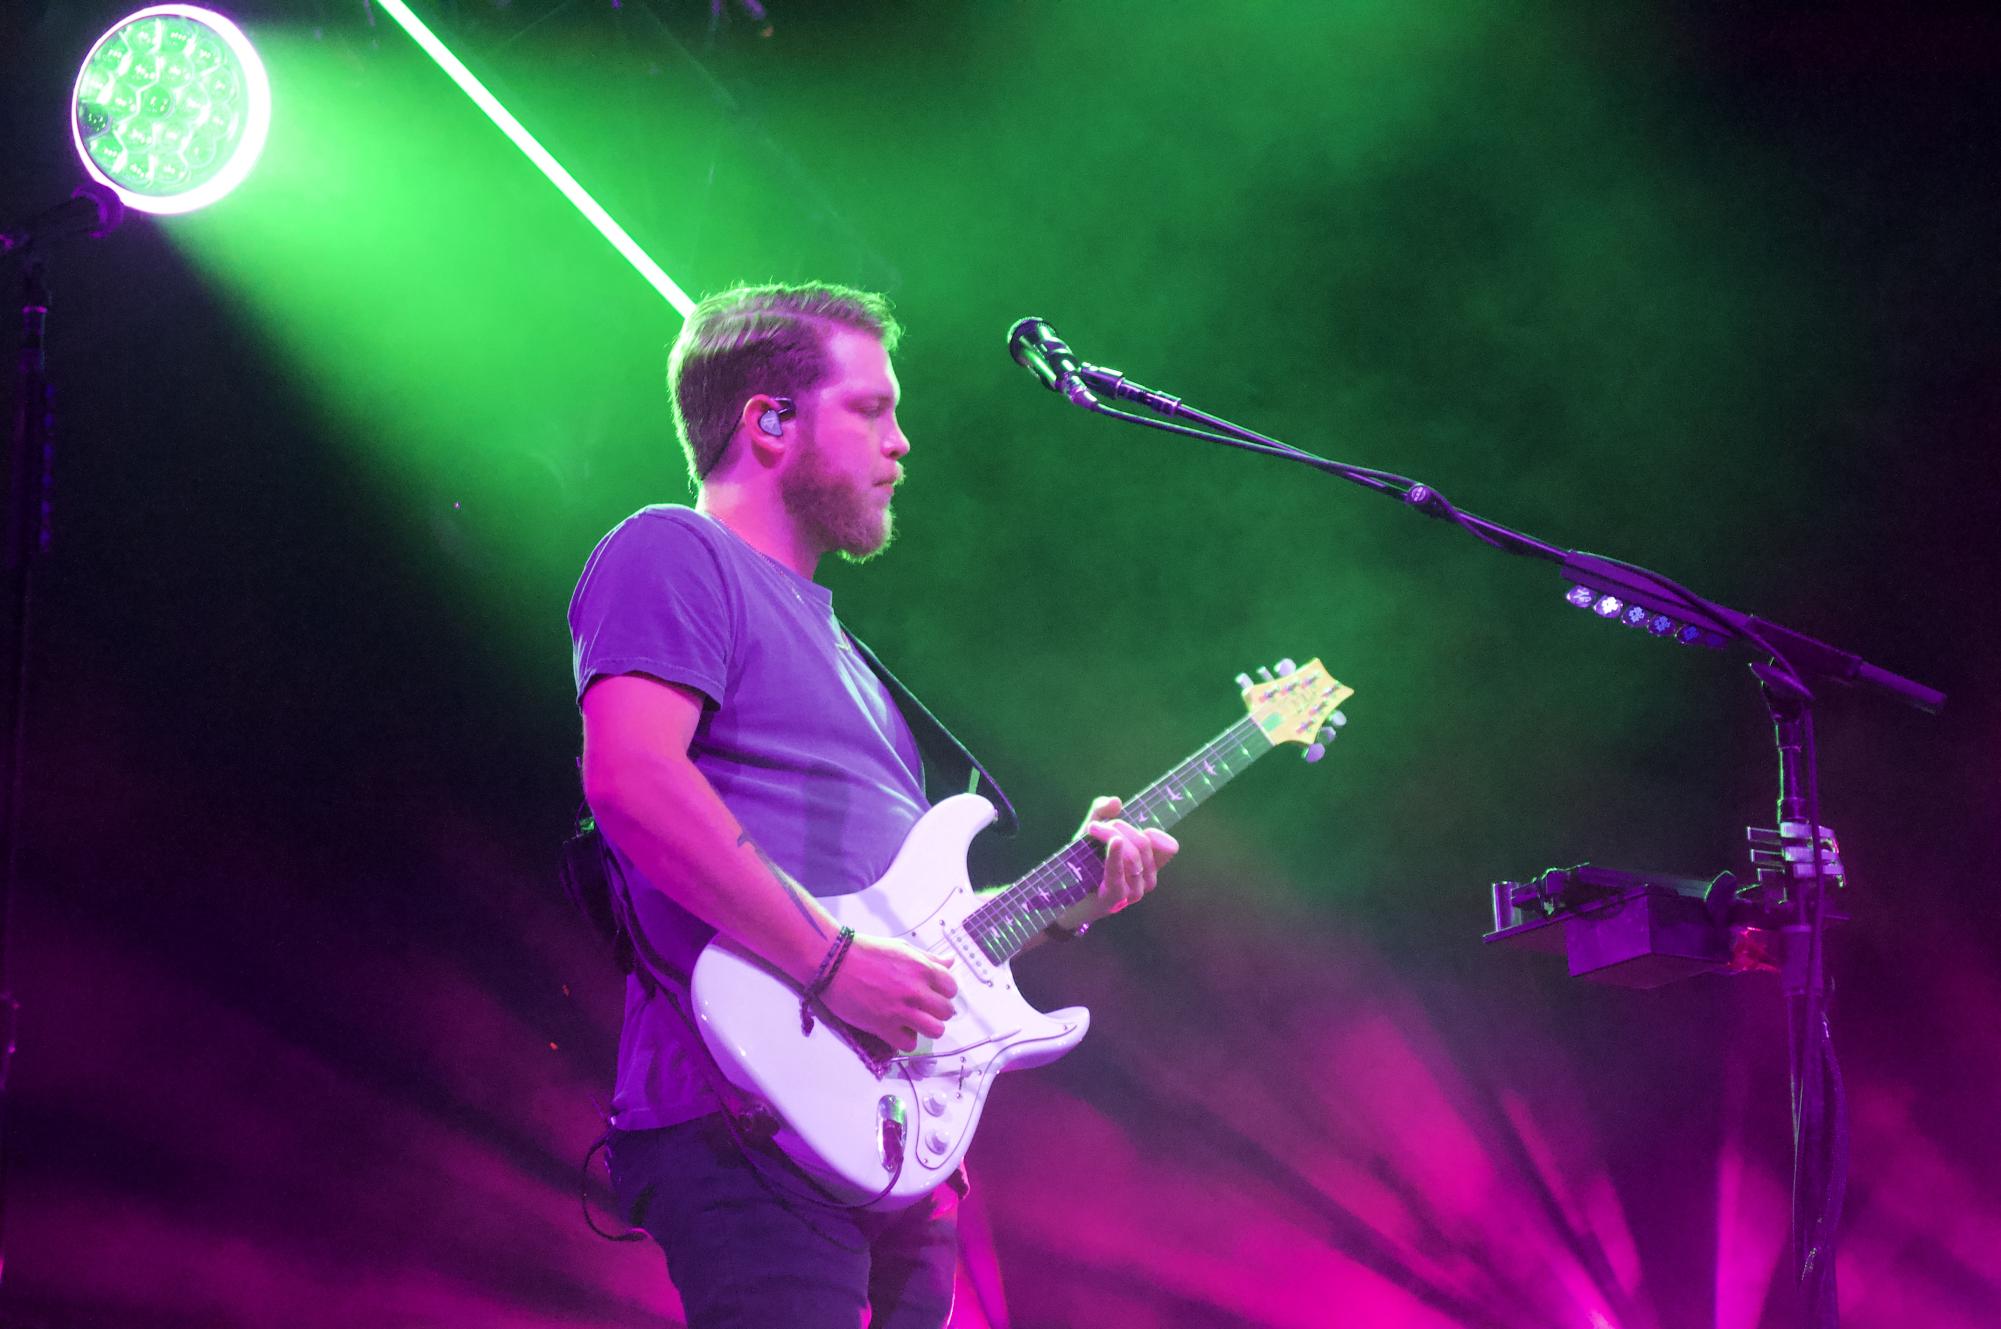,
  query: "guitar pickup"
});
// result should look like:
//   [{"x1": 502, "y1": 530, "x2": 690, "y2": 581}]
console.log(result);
[{"x1": 943, "y1": 922, "x2": 998, "y2": 983}]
